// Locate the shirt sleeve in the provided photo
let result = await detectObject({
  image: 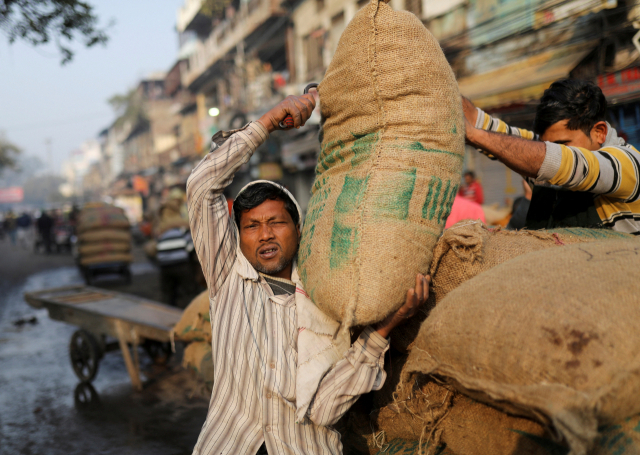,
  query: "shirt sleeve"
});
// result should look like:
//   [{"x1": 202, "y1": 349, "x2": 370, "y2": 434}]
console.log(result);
[
  {"x1": 536, "y1": 142, "x2": 640, "y2": 202},
  {"x1": 307, "y1": 326, "x2": 389, "y2": 426},
  {"x1": 186, "y1": 122, "x2": 269, "y2": 295},
  {"x1": 475, "y1": 107, "x2": 538, "y2": 140}
]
